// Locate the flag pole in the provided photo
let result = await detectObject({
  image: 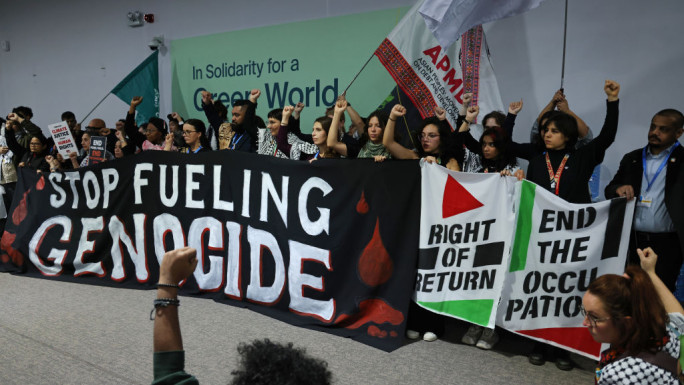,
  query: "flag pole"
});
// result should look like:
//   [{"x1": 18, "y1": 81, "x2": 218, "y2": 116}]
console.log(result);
[
  {"x1": 79, "y1": 92, "x2": 112, "y2": 126},
  {"x1": 341, "y1": 52, "x2": 376, "y2": 96},
  {"x1": 560, "y1": 0, "x2": 568, "y2": 92}
]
